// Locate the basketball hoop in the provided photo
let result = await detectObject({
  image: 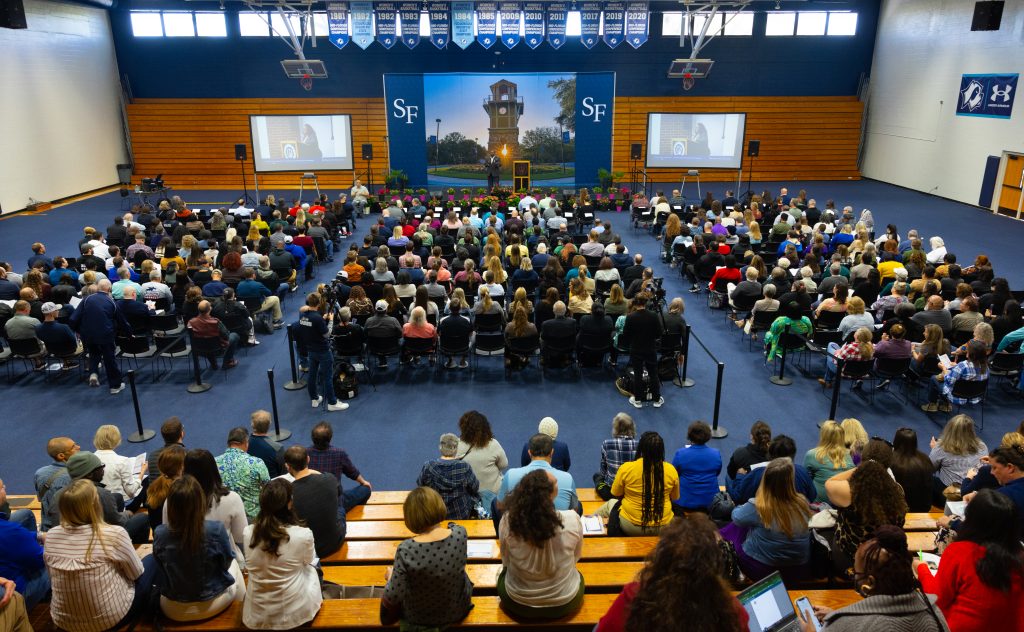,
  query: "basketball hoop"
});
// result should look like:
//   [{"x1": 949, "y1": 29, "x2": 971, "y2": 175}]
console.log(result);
[
  {"x1": 682, "y1": 73, "x2": 694, "y2": 91},
  {"x1": 300, "y1": 74, "x2": 313, "y2": 91}
]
